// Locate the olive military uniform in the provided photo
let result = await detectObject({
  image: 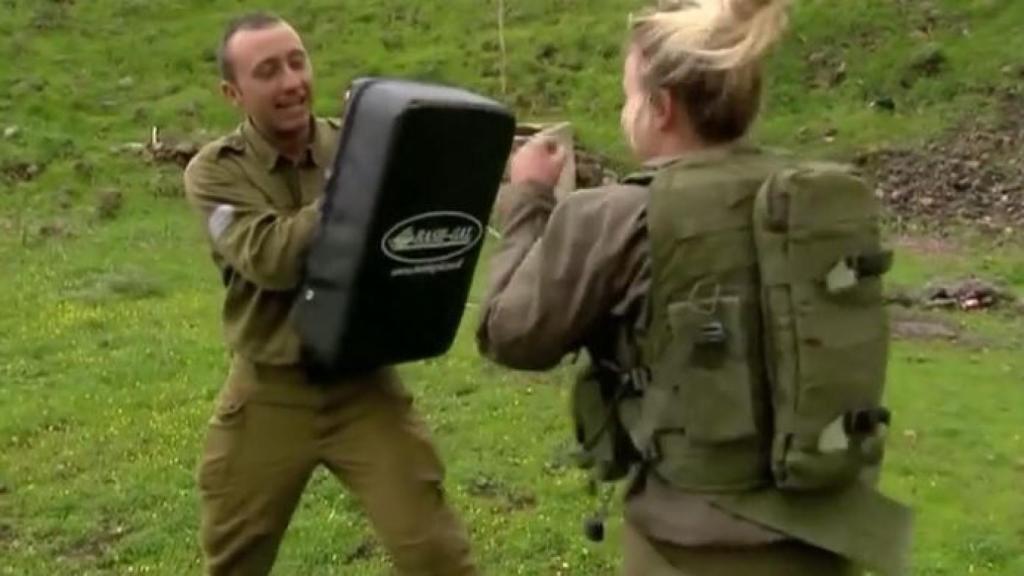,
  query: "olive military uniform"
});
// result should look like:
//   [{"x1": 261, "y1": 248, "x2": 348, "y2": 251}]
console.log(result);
[
  {"x1": 184, "y1": 117, "x2": 477, "y2": 576},
  {"x1": 477, "y1": 147, "x2": 858, "y2": 575}
]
